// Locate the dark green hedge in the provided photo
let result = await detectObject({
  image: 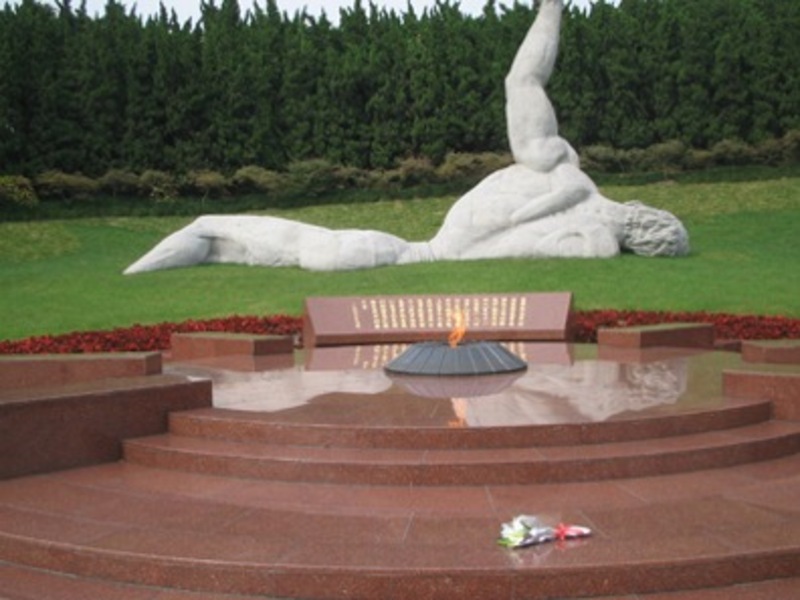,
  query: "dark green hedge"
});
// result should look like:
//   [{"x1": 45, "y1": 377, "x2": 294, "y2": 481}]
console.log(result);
[{"x1": 2, "y1": 0, "x2": 798, "y2": 178}]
